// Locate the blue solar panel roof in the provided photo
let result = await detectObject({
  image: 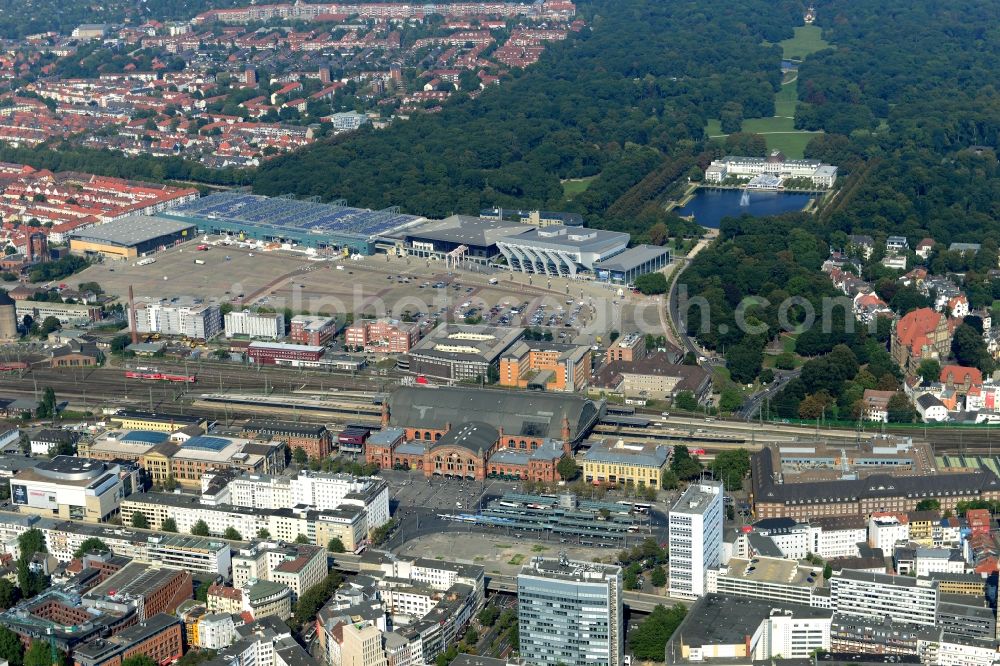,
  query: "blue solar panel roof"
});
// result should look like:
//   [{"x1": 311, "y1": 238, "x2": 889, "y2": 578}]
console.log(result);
[
  {"x1": 122, "y1": 431, "x2": 170, "y2": 445},
  {"x1": 169, "y1": 192, "x2": 420, "y2": 239},
  {"x1": 183, "y1": 436, "x2": 231, "y2": 451}
]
